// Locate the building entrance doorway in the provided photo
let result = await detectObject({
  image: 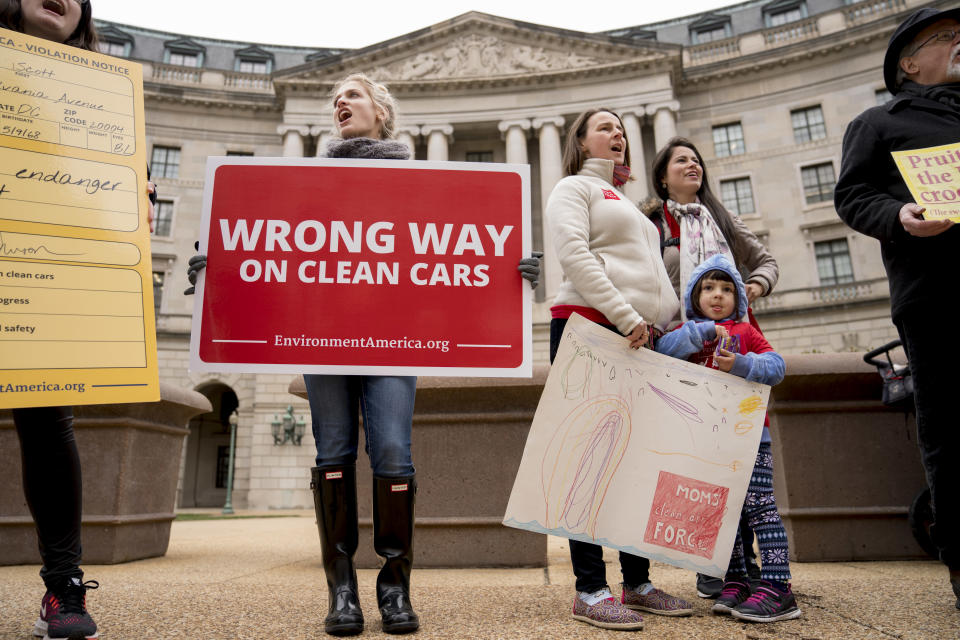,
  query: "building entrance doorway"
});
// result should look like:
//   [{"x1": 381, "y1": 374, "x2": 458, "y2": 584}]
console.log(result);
[{"x1": 180, "y1": 383, "x2": 239, "y2": 508}]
